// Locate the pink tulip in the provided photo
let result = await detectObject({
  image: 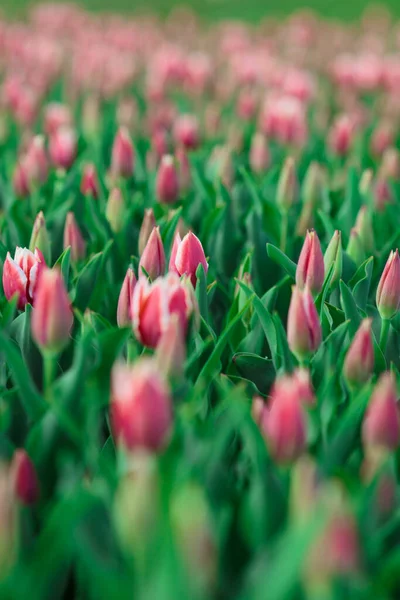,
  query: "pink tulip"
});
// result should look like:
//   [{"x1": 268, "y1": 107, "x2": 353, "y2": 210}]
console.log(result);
[
  {"x1": 117, "y1": 267, "x2": 137, "y2": 328},
  {"x1": 111, "y1": 127, "x2": 134, "y2": 178},
  {"x1": 139, "y1": 227, "x2": 166, "y2": 280},
  {"x1": 169, "y1": 231, "x2": 208, "y2": 287},
  {"x1": 110, "y1": 359, "x2": 172, "y2": 452},
  {"x1": 11, "y1": 450, "x2": 39, "y2": 506},
  {"x1": 63, "y1": 212, "x2": 86, "y2": 262},
  {"x1": 2, "y1": 247, "x2": 45, "y2": 310},
  {"x1": 132, "y1": 273, "x2": 193, "y2": 348},
  {"x1": 31, "y1": 268, "x2": 74, "y2": 353},
  {"x1": 296, "y1": 230, "x2": 325, "y2": 295}
]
